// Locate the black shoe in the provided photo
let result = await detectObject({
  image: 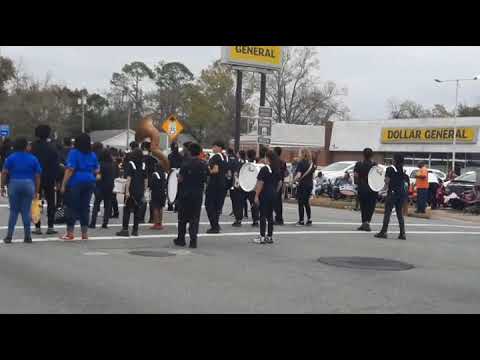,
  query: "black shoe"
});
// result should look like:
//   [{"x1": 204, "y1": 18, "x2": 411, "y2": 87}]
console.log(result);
[
  {"x1": 88, "y1": 224, "x2": 96, "y2": 229},
  {"x1": 251, "y1": 222, "x2": 259, "y2": 227},
  {"x1": 274, "y1": 220, "x2": 284, "y2": 226},
  {"x1": 374, "y1": 232, "x2": 387, "y2": 239},
  {"x1": 174, "y1": 238, "x2": 186, "y2": 247},
  {"x1": 111, "y1": 213, "x2": 119, "y2": 219},
  {"x1": 264, "y1": 236, "x2": 274, "y2": 244},
  {"x1": 24, "y1": 237, "x2": 32, "y2": 243},
  {"x1": 189, "y1": 241, "x2": 197, "y2": 249},
  {"x1": 3, "y1": 236, "x2": 12, "y2": 244},
  {"x1": 232, "y1": 221, "x2": 242, "y2": 227},
  {"x1": 32, "y1": 228, "x2": 42, "y2": 235},
  {"x1": 206, "y1": 228, "x2": 220, "y2": 234},
  {"x1": 357, "y1": 224, "x2": 366, "y2": 231},
  {"x1": 116, "y1": 230, "x2": 130, "y2": 237},
  {"x1": 101, "y1": 224, "x2": 108, "y2": 229},
  {"x1": 296, "y1": 221, "x2": 305, "y2": 226},
  {"x1": 398, "y1": 234, "x2": 406, "y2": 240},
  {"x1": 305, "y1": 220, "x2": 312, "y2": 226},
  {"x1": 364, "y1": 223, "x2": 371, "y2": 232},
  {"x1": 131, "y1": 229, "x2": 139, "y2": 237},
  {"x1": 46, "y1": 228, "x2": 58, "y2": 235}
]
